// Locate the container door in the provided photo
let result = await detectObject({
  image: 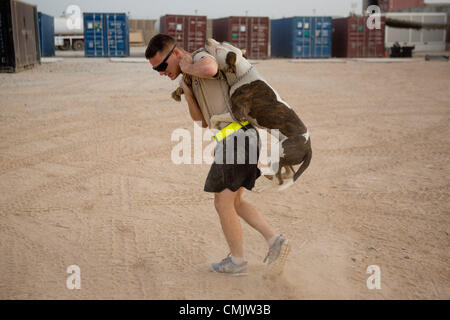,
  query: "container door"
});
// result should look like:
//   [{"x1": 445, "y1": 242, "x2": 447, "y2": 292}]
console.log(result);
[
  {"x1": 49, "y1": 16, "x2": 55, "y2": 56},
  {"x1": 294, "y1": 17, "x2": 304, "y2": 58},
  {"x1": 304, "y1": 17, "x2": 312, "y2": 58},
  {"x1": 186, "y1": 16, "x2": 206, "y2": 52},
  {"x1": 38, "y1": 13, "x2": 43, "y2": 56},
  {"x1": 313, "y1": 17, "x2": 331, "y2": 58},
  {"x1": 366, "y1": 21, "x2": 375, "y2": 57},
  {"x1": 248, "y1": 17, "x2": 268, "y2": 59},
  {"x1": 295, "y1": 17, "x2": 312, "y2": 58},
  {"x1": 13, "y1": 1, "x2": 39, "y2": 67},
  {"x1": 230, "y1": 17, "x2": 248, "y2": 52},
  {"x1": 105, "y1": 14, "x2": 128, "y2": 57},
  {"x1": 85, "y1": 14, "x2": 104, "y2": 56},
  {"x1": 38, "y1": 13, "x2": 55, "y2": 57},
  {"x1": 366, "y1": 16, "x2": 384, "y2": 57},
  {"x1": 348, "y1": 16, "x2": 365, "y2": 57},
  {"x1": 166, "y1": 16, "x2": 185, "y2": 49}
]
